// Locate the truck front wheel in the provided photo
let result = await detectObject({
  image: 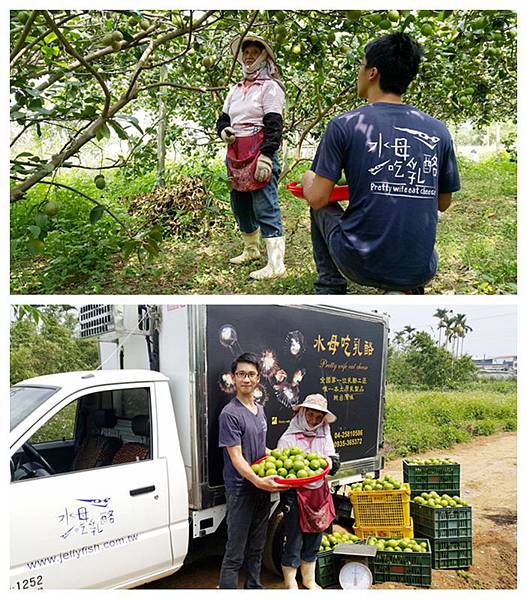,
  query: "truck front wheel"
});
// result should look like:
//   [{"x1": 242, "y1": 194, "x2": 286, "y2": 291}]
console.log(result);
[{"x1": 263, "y1": 509, "x2": 285, "y2": 576}]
